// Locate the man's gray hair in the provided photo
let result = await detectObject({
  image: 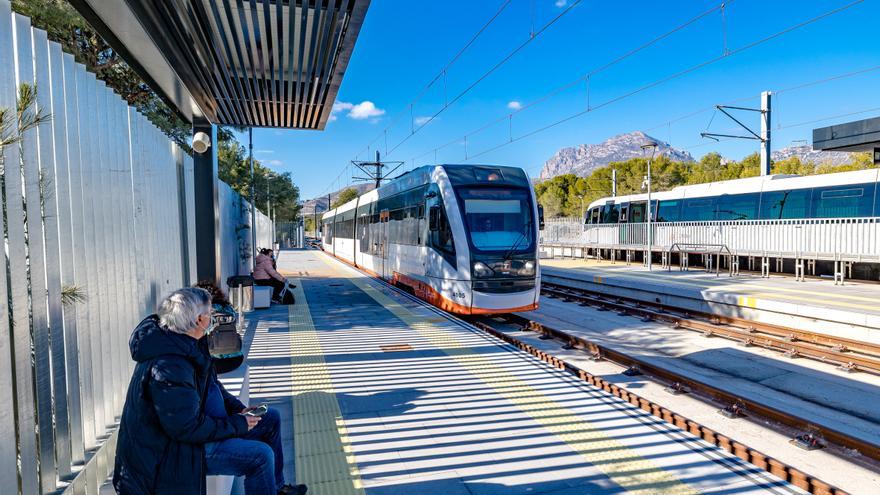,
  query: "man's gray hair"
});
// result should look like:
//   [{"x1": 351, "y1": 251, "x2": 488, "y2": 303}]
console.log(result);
[{"x1": 158, "y1": 287, "x2": 212, "y2": 334}]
